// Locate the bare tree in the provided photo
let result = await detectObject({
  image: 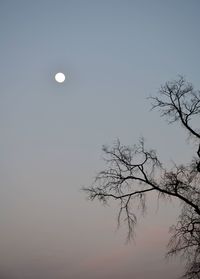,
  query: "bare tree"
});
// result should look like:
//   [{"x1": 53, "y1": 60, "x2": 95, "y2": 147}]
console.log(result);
[{"x1": 84, "y1": 76, "x2": 200, "y2": 279}]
